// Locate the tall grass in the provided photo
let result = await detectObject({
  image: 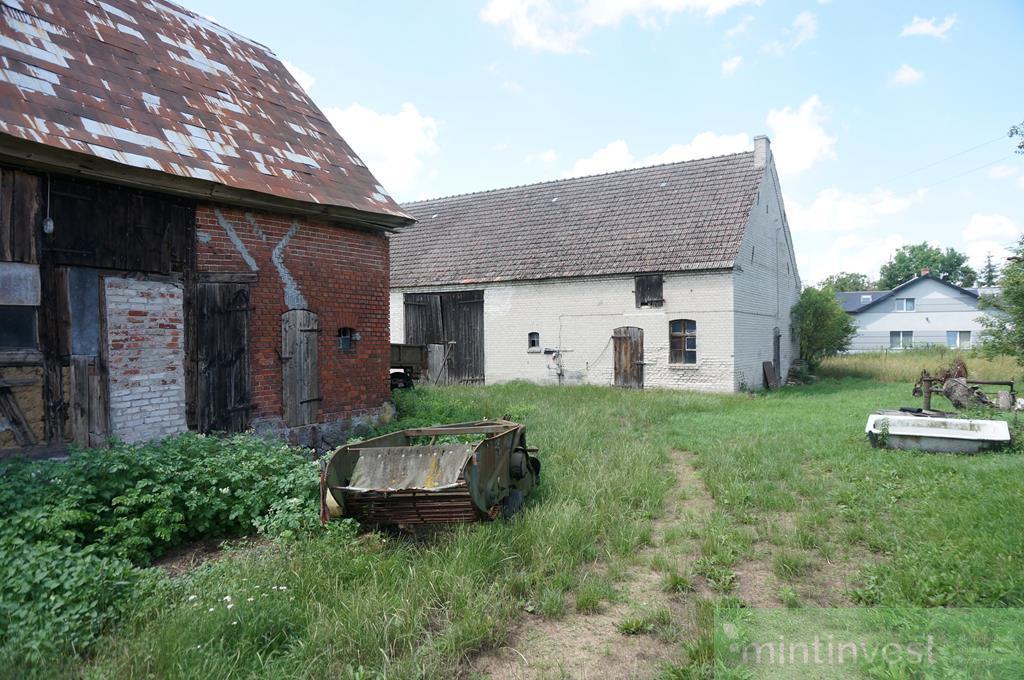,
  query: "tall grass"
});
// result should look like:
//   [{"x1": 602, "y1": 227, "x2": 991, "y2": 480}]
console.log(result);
[{"x1": 819, "y1": 346, "x2": 1021, "y2": 383}]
